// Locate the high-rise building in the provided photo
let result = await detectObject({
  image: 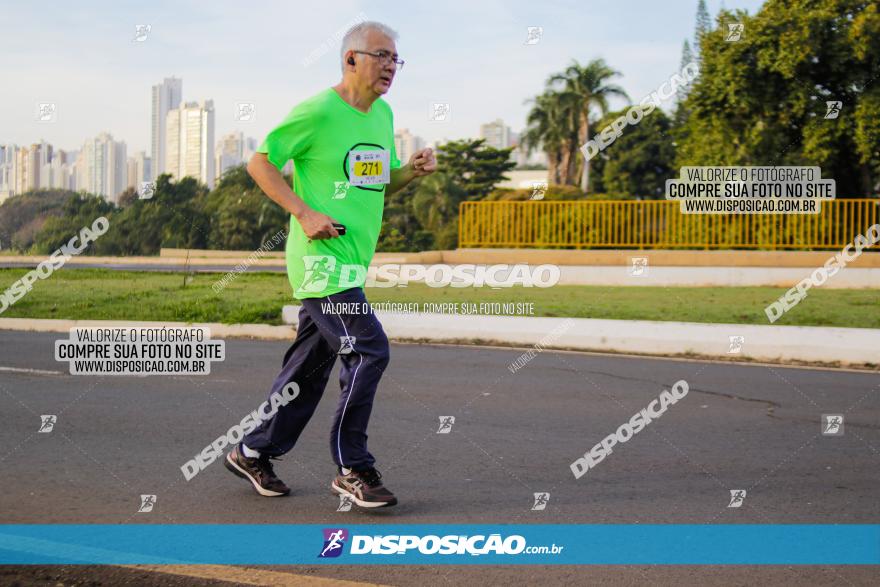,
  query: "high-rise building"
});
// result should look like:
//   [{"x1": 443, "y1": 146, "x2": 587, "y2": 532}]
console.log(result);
[
  {"x1": 0, "y1": 144, "x2": 17, "y2": 202},
  {"x1": 13, "y1": 142, "x2": 51, "y2": 194},
  {"x1": 393, "y1": 128, "x2": 424, "y2": 166},
  {"x1": 126, "y1": 151, "x2": 152, "y2": 189},
  {"x1": 78, "y1": 132, "x2": 127, "y2": 203},
  {"x1": 151, "y1": 77, "x2": 182, "y2": 180},
  {"x1": 214, "y1": 131, "x2": 256, "y2": 182},
  {"x1": 166, "y1": 100, "x2": 215, "y2": 188},
  {"x1": 62, "y1": 150, "x2": 78, "y2": 191},
  {"x1": 126, "y1": 158, "x2": 137, "y2": 189},
  {"x1": 479, "y1": 119, "x2": 514, "y2": 151},
  {"x1": 13, "y1": 148, "x2": 30, "y2": 195},
  {"x1": 43, "y1": 149, "x2": 76, "y2": 190}
]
